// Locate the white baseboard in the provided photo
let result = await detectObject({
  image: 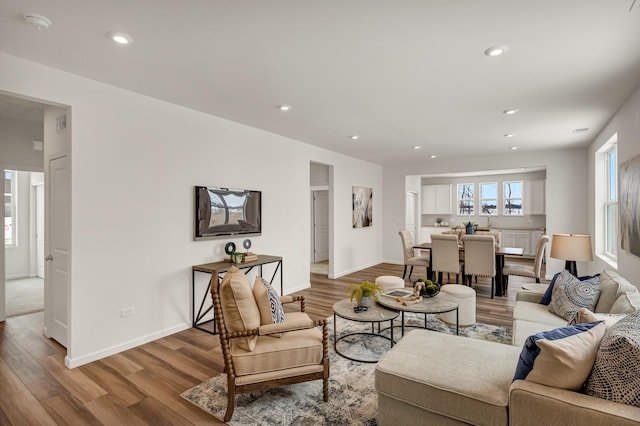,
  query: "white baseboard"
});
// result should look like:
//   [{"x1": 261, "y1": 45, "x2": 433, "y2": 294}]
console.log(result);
[
  {"x1": 330, "y1": 260, "x2": 384, "y2": 279},
  {"x1": 286, "y1": 282, "x2": 311, "y2": 295},
  {"x1": 64, "y1": 321, "x2": 191, "y2": 369}
]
